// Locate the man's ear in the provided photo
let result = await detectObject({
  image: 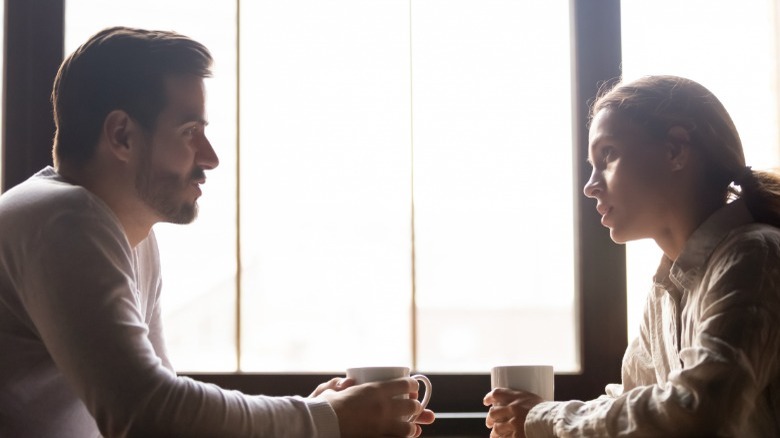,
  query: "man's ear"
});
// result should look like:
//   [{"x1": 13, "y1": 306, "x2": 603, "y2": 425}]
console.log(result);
[
  {"x1": 103, "y1": 110, "x2": 136, "y2": 163},
  {"x1": 665, "y1": 125, "x2": 691, "y2": 171}
]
